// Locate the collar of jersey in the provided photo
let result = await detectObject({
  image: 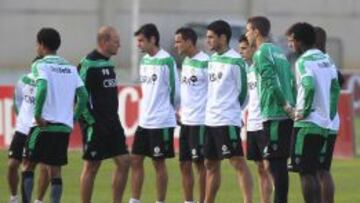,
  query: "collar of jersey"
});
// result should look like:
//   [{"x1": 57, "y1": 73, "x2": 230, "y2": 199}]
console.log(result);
[
  {"x1": 301, "y1": 48, "x2": 322, "y2": 58},
  {"x1": 43, "y1": 55, "x2": 60, "y2": 60},
  {"x1": 214, "y1": 48, "x2": 231, "y2": 57},
  {"x1": 145, "y1": 48, "x2": 164, "y2": 59}
]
